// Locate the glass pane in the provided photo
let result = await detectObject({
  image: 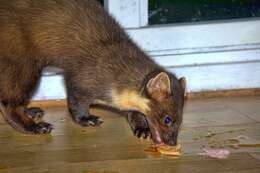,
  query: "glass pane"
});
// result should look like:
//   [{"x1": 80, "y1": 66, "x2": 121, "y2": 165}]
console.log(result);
[{"x1": 149, "y1": 0, "x2": 260, "y2": 25}]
